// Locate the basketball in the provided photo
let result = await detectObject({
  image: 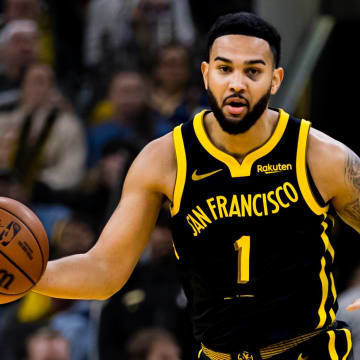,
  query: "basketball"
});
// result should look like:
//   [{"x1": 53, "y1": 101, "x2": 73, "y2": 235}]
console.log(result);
[{"x1": 0, "y1": 197, "x2": 49, "y2": 304}]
